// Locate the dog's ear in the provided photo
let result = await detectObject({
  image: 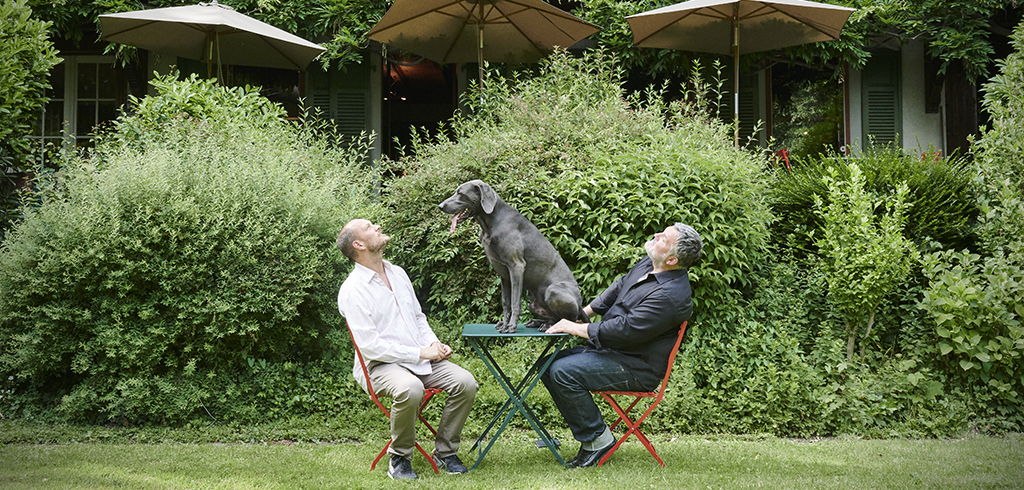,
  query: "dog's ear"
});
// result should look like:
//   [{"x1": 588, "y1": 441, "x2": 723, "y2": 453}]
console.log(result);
[{"x1": 478, "y1": 182, "x2": 498, "y2": 214}]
